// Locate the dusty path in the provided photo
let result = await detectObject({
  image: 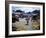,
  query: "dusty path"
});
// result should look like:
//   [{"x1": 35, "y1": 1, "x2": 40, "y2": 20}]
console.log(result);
[{"x1": 12, "y1": 18, "x2": 32, "y2": 31}]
